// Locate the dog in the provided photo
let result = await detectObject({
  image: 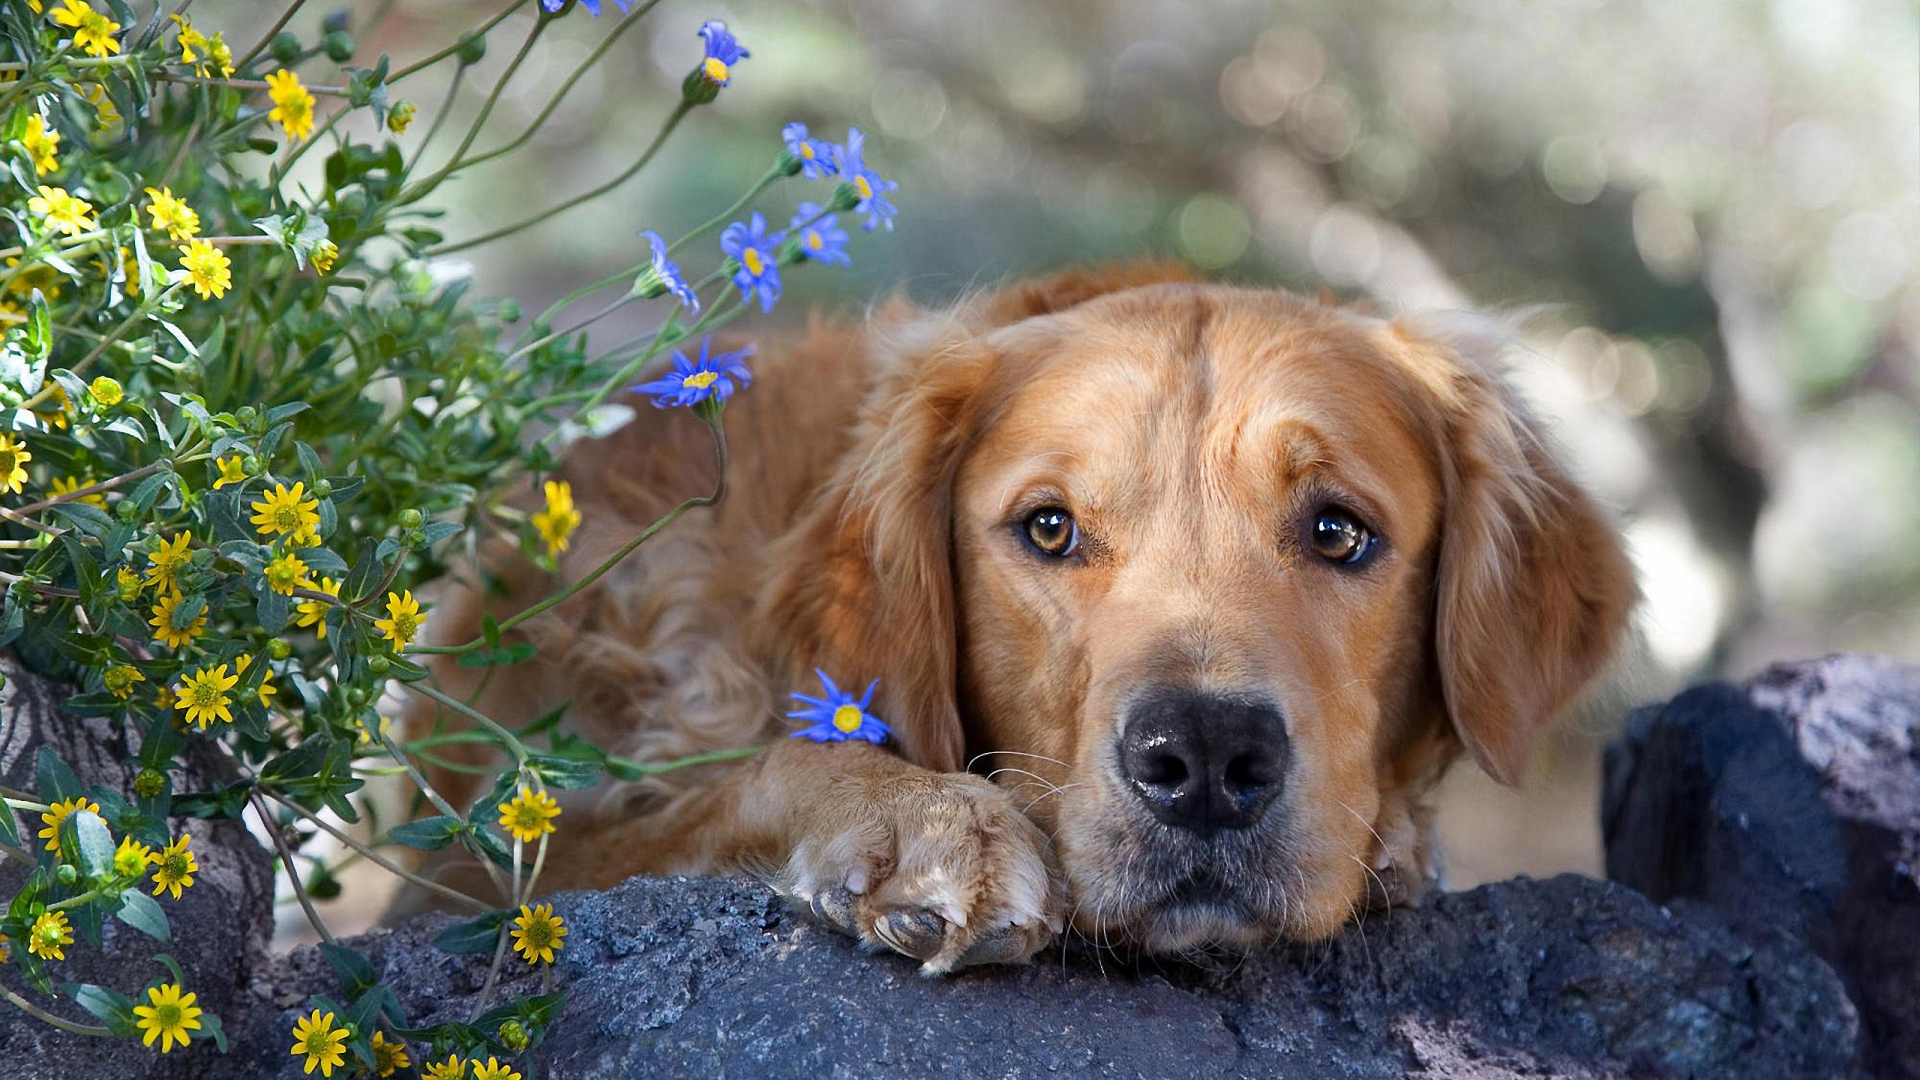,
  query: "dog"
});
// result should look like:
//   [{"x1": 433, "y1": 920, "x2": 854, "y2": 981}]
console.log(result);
[{"x1": 420, "y1": 263, "x2": 1637, "y2": 974}]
